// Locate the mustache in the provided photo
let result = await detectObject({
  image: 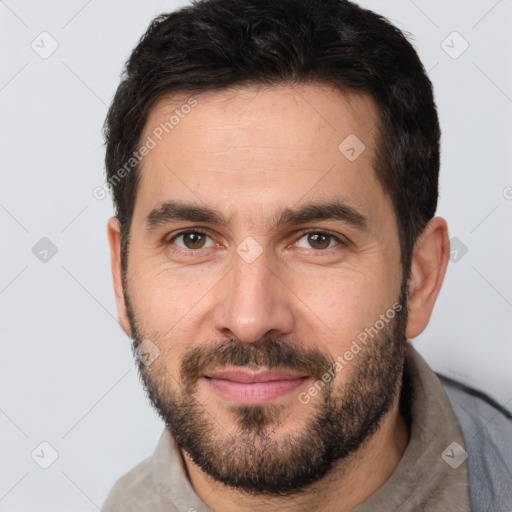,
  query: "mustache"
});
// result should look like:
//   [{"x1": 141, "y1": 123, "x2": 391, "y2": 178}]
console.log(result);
[{"x1": 180, "y1": 338, "x2": 335, "y2": 389}]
